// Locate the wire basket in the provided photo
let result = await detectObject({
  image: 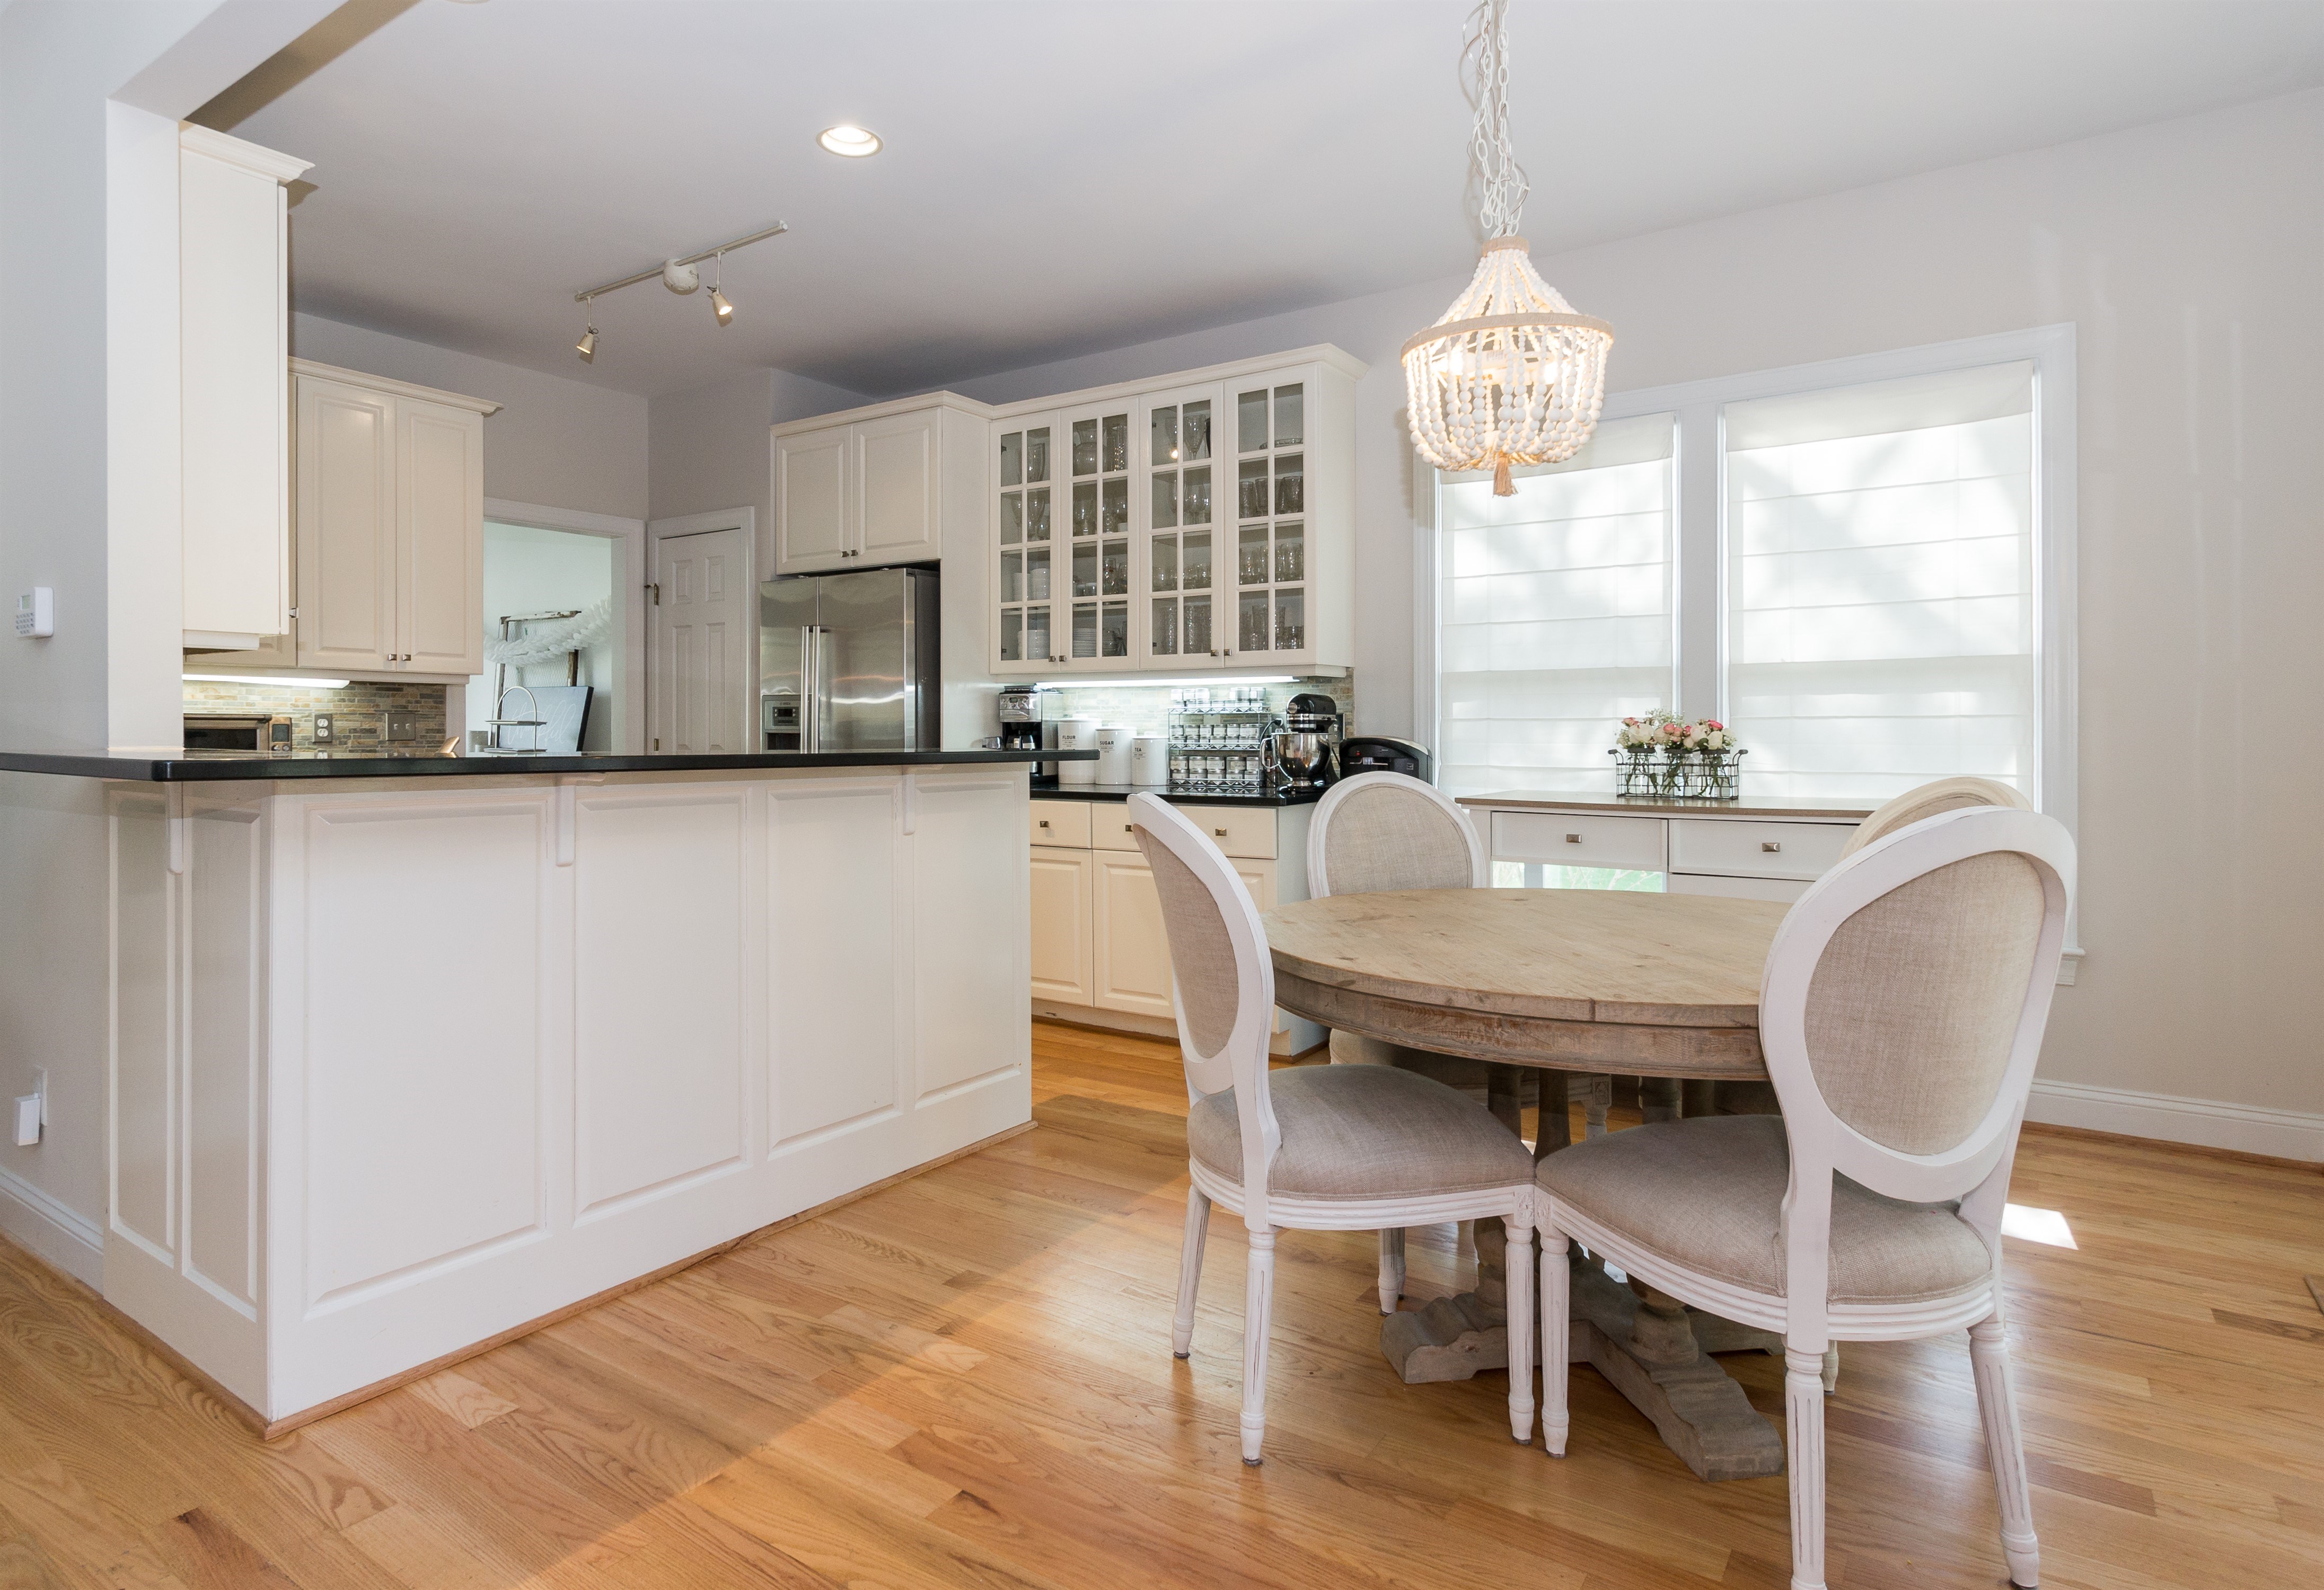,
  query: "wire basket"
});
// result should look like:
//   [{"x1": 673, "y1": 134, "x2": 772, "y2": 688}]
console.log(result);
[{"x1": 1609, "y1": 747, "x2": 1746, "y2": 799}]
